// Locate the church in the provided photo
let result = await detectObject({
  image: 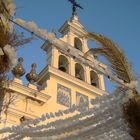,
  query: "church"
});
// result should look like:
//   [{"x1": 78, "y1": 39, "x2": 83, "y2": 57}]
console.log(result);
[
  {"x1": 1, "y1": 1, "x2": 139, "y2": 140},
  {"x1": 0, "y1": 1, "x2": 107, "y2": 128}
]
